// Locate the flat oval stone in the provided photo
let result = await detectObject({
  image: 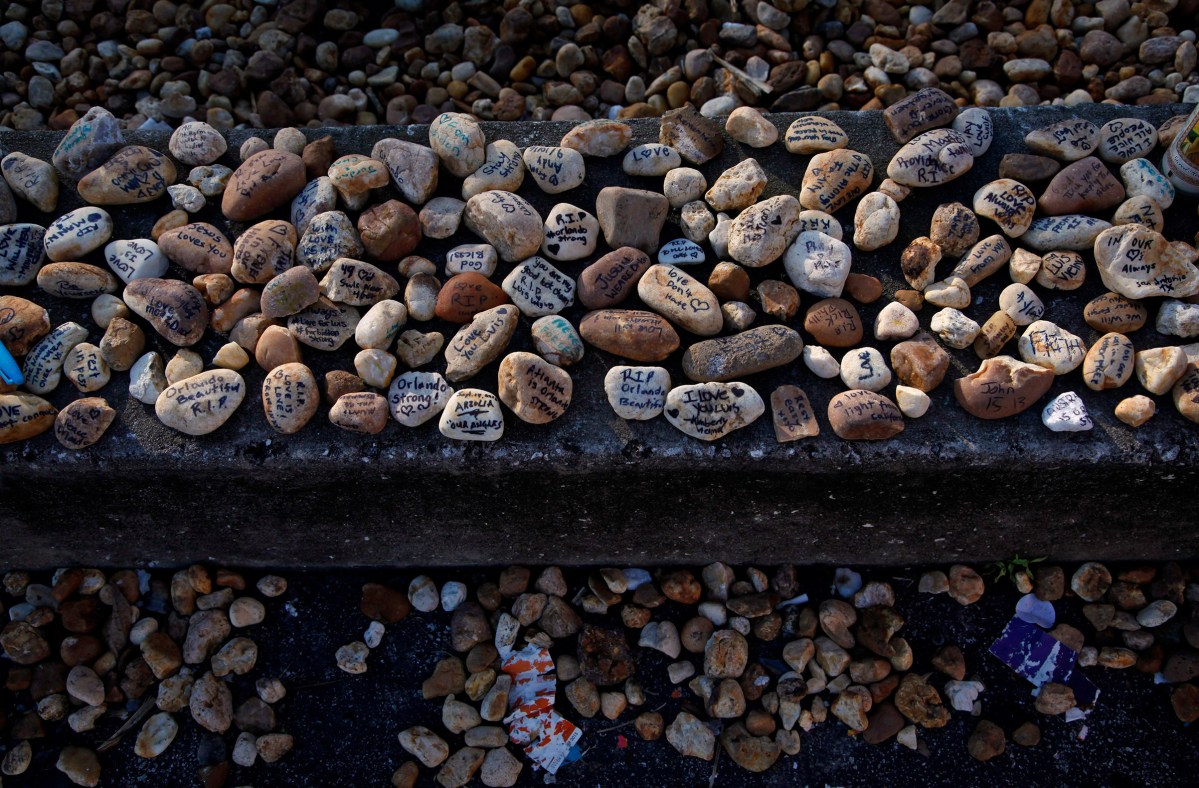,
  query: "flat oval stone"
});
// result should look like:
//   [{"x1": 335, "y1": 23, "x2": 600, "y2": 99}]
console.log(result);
[
  {"x1": 999, "y1": 283, "x2": 1045, "y2": 325},
  {"x1": 954, "y1": 355, "x2": 1054, "y2": 419},
  {"x1": 158, "y1": 223, "x2": 232, "y2": 275},
  {"x1": 1097, "y1": 118, "x2": 1156, "y2": 164},
  {"x1": 605, "y1": 365, "x2": 670, "y2": 420},
  {"x1": 435, "y1": 272, "x2": 509, "y2": 323},
  {"x1": 155, "y1": 369, "x2": 245, "y2": 435},
  {"x1": 462, "y1": 140, "x2": 524, "y2": 200},
  {"x1": 320, "y1": 258, "x2": 399, "y2": 306},
  {"x1": 561, "y1": 120, "x2": 633, "y2": 157},
  {"x1": 530, "y1": 315, "x2": 583, "y2": 367},
  {"x1": 0, "y1": 223, "x2": 46, "y2": 286},
  {"x1": 54, "y1": 396, "x2": 115, "y2": 449},
  {"x1": 827, "y1": 390, "x2": 904, "y2": 440},
  {"x1": 883, "y1": 87, "x2": 959, "y2": 144},
  {"x1": 852, "y1": 192, "x2": 900, "y2": 251},
  {"x1": 1039, "y1": 157, "x2": 1125, "y2": 215},
  {"x1": 1036, "y1": 250, "x2": 1086, "y2": 290},
  {"x1": 221, "y1": 150, "x2": 306, "y2": 221},
  {"x1": 287, "y1": 298, "x2": 359, "y2": 350},
  {"x1": 1024, "y1": 118, "x2": 1099, "y2": 161},
  {"x1": 887, "y1": 129, "x2": 973, "y2": 187},
  {"x1": 664, "y1": 381, "x2": 764, "y2": 440},
  {"x1": 973, "y1": 179, "x2": 1036, "y2": 237},
  {"x1": 682, "y1": 325, "x2": 803, "y2": 382},
  {"x1": 1022, "y1": 215, "x2": 1111, "y2": 251},
  {"x1": 0, "y1": 295, "x2": 49, "y2": 355},
  {"x1": 784, "y1": 230, "x2": 851, "y2": 297},
  {"x1": 359, "y1": 200, "x2": 421, "y2": 262},
  {"x1": 444, "y1": 304, "x2": 519, "y2": 382},
  {"x1": 231, "y1": 220, "x2": 296, "y2": 284},
  {"x1": 429, "y1": 113, "x2": 485, "y2": 178},
  {"x1": 803, "y1": 298, "x2": 863, "y2": 348},
  {"x1": 840, "y1": 347, "x2": 892, "y2": 391},
  {"x1": 951, "y1": 108, "x2": 994, "y2": 157},
  {"x1": 2, "y1": 153, "x2": 58, "y2": 212},
  {"x1": 169, "y1": 122, "x2": 227, "y2": 166},
  {"x1": 64, "y1": 342, "x2": 109, "y2": 392},
  {"x1": 949, "y1": 234, "x2": 1012, "y2": 287},
  {"x1": 260, "y1": 362, "x2": 319, "y2": 434},
  {"x1": 595, "y1": 187, "x2": 669, "y2": 253},
  {"x1": 44, "y1": 208, "x2": 112, "y2": 261},
  {"x1": 637, "y1": 264, "x2": 722, "y2": 336},
  {"x1": 22, "y1": 322, "x2": 88, "y2": 393},
  {"x1": 578, "y1": 248, "x2": 651, "y2": 309},
  {"x1": 327, "y1": 154, "x2": 388, "y2": 197},
  {"x1": 125, "y1": 278, "x2": 208, "y2": 346},
  {"x1": 1083, "y1": 291, "x2": 1147, "y2": 333},
  {"x1": 1082, "y1": 333, "x2": 1135, "y2": 391},
  {"x1": 1120, "y1": 158, "x2": 1174, "y2": 210},
  {"x1": 446, "y1": 244, "x2": 497, "y2": 277},
  {"x1": 579, "y1": 310, "x2": 680, "y2": 362},
  {"x1": 502, "y1": 257, "x2": 575, "y2": 317},
  {"x1": 439, "y1": 388, "x2": 504, "y2": 441},
  {"x1": 389, "y1": 371, "x2": 452, "y2": 427},
  {"x1": 1094, "y1": 224, "x2": 1199, "y2": 299},
  {"x1": 290, "y1": 177, "x2": 336, "y2": 237},
  {"x1": 784, "y1": 117, "x2": 848, "y2": 154},
  {"x1": 0, "y1": 393, "x2": 57, "y2": 444},
  {"x1": 705, "y1": 158, "x2": 767, "y2": 212},
  {"x1": 104, "y1": 239, "x2": 167, "y2": 284},
  {"x1": 328, "y1": 391, "x2": 389, "y2": 434},
  {"x1": 542, "y1": 203, "x2": 598, "y2": 262},
  {"x1": 77, "y1": 146, "x2": 175, "y2": 205},
  {"x1": 623, "y1": 144, "x2": 682, "y2": 177},
  {"x1": 463, "y1": 191, "x2": 543, "y2": 262},
  {"x1": 729, "y1": 195, "x2": 802, "y2": 269},
  {"x1": 36, "y1": 262, "x2": 118, "y2": 299},
  {"x1": 658, "y1": 238, "x2": 705, "y2": 266},
  {"x1": 659, "y1": 105, "x2": 724, "y2": 165},
  {"x1": 800, "y1": 149, "x2": 873, "y2": 213},
  {"x1": 372, "y1": 139, "x2": 439, "y2": 205},
  {"x1": 497, "y1": 351, "x2": 573, "y2": 424},
  {"x1": 1018, "y1": 320, "x2": 1087, "y2": 374},
  {"x1": 52, "y1": 106, "x2": 124, "y2": 182},
  {"x1": 297, "y1": 211, "x2": 363, "y2": 275},
  {"x1": 929, "y1": 202, "x2": 979, "y2": 257}
]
